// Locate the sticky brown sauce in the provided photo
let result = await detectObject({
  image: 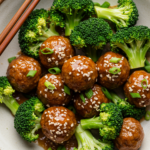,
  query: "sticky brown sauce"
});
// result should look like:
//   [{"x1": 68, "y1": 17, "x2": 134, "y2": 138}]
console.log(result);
[
  {"x1": 36, "y1": 129, "x2": 59, "y2": 150},
  {"x1": 13, "y1": 92, "x2": 28, "y2": 105},
  {"x1": 140, "y1": 116, "x2": 145, "y2": 123},
  {"x1": 36, "y1": 129, "x2": 78, "y2": 150},
  {"x1": 12, "y1": 91, "x2": 79, "y2": 150}
]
